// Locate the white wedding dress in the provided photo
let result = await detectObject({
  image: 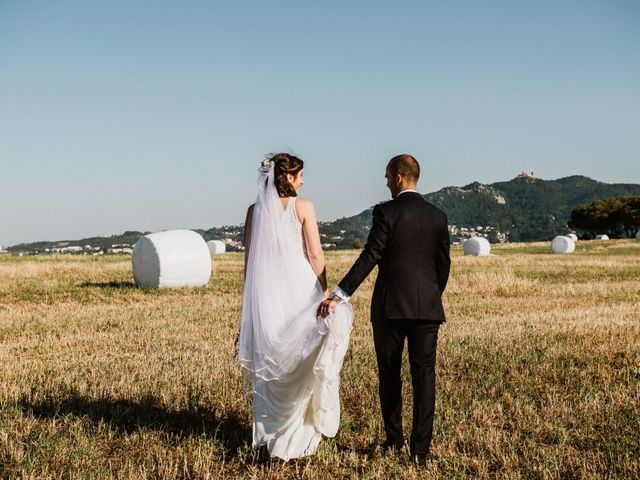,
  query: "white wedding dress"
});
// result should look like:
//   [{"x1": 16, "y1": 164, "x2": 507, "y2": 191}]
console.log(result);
[{"x1": 237, "y1": 164, "x2": 353, "y2": 460}]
